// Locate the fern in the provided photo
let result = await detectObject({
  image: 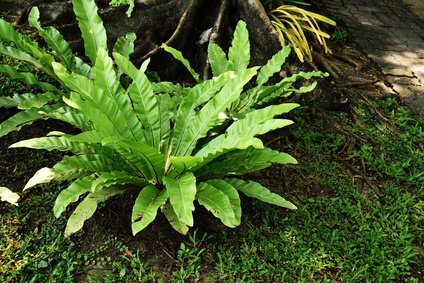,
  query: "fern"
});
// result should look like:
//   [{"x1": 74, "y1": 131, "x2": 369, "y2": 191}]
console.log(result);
[{"x1": 0, "y1": 0, "x2": 326, "y2": 237}]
